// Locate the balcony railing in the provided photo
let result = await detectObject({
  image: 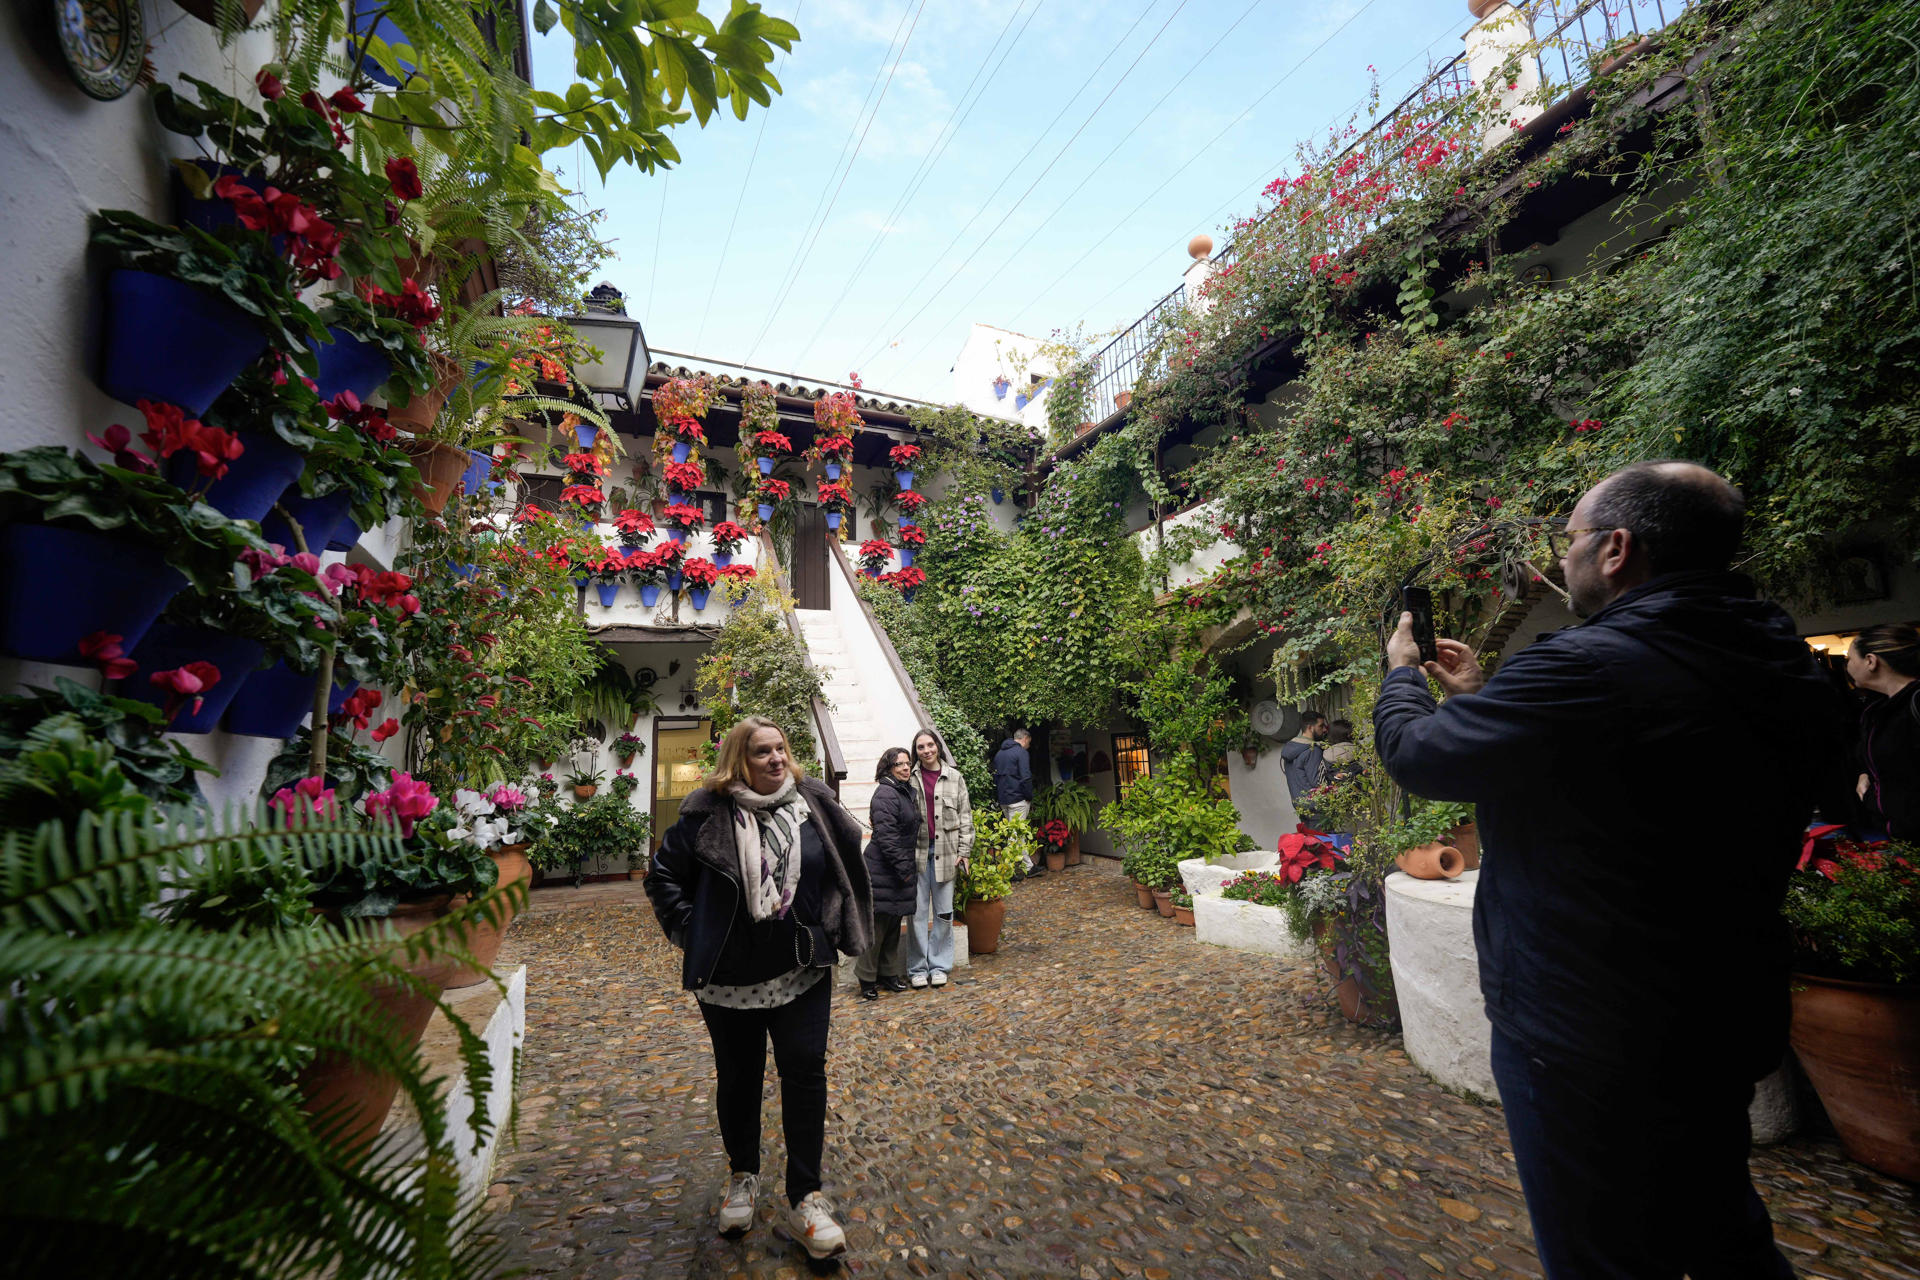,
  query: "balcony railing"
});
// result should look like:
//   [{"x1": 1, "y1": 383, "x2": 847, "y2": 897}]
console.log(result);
[{"x1": 1088, "y1": 0, "x2": 1689, "y2": 407}]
